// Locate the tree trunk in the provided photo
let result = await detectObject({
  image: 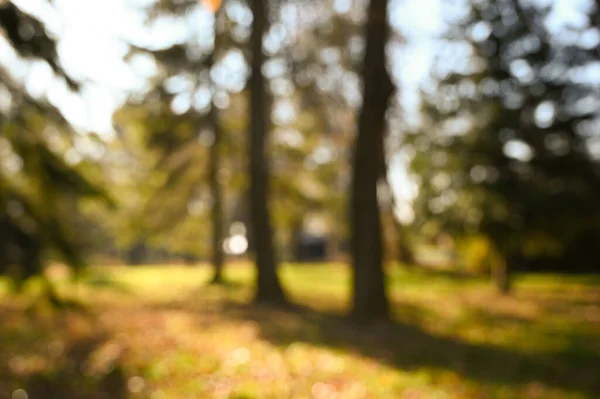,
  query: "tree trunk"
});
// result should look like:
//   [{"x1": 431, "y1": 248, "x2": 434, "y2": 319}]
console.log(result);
[
  {"x1": 492, "y1": 259, "x2": 511, "y2": 294},
  {"x1": 289, "y1": 216, "x2": 304, "y2": 262},
  {"x1": 208, "y1": 153, "x2": 225, "y2": 284},
  {"x1": 350, "y1": 0, "x2": 393, "y2": 323},
  {"x1": 493, "y1": 252, "x2": 517, "y2": 294},
  {"x1": 208, "y1": 16, "x2": 226, "y2": 285},
  {"x1": 326, "y1": 226, "x2": 341, "y2": 262},
  {"x1": 126, "y1": 239, "x2": 147, "y2": 266},
  {"x1": 382, "y1": 175, "x2": 415, "y2": 267},
  {"x1": 392, "y1": 212, "x2": 415, "y2": 266},
  {"x1": 208, "y1": 84, "x2": 225, "y2": 283},
  {"x1": 249, "y1": 0, "x2": 287, "y2": 304}
]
